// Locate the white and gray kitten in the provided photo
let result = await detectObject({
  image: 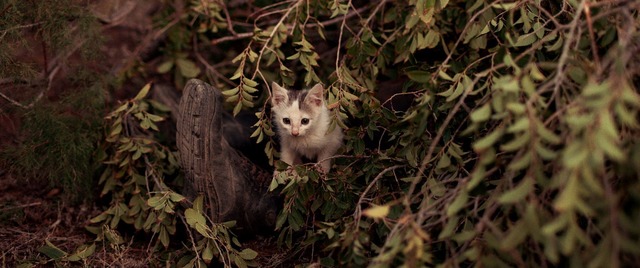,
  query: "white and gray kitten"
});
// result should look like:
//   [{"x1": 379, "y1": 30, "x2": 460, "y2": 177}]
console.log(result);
[{"x1": 270, "y1": 82, "x2": 343, "y2": 173}]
